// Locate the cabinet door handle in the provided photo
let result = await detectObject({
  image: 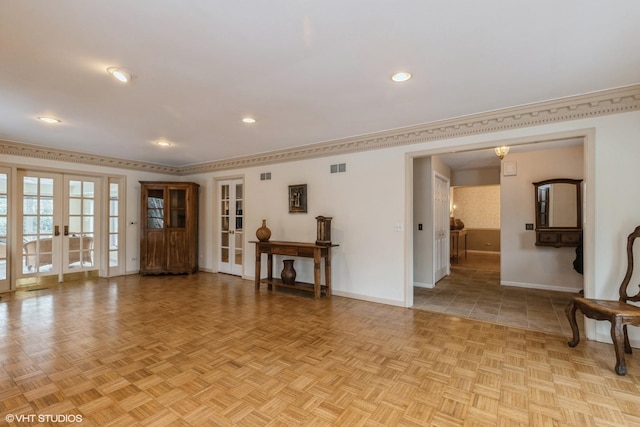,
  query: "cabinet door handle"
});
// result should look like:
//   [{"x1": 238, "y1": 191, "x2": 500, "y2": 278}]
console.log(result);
[{"x1": 229, "y1": 230, "x2": 235, "y2": 234}]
